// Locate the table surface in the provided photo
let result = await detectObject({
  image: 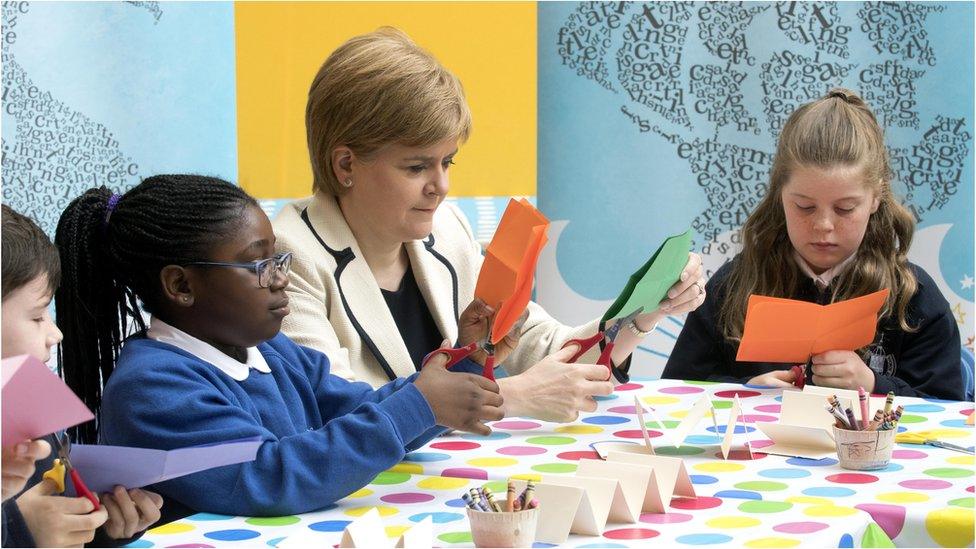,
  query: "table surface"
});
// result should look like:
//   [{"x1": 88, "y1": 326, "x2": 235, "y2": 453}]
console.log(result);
[{"x1": 135, "y1": 379, "x2": 975, "y2": 548}]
